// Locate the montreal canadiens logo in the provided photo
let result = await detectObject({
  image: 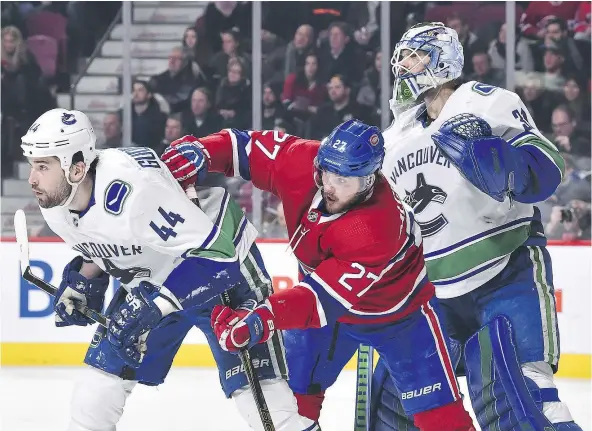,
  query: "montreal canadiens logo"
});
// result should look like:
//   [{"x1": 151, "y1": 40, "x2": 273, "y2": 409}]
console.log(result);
[
  {"x1": 61, "y1": 113, "x2": 77, "y2": 125},
  {"x1": 369, "y1": 134, "x2": 379, "y2": 146},
  {"x1": 307, "y1": 210, "x2": 319, "y2": 223}
]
